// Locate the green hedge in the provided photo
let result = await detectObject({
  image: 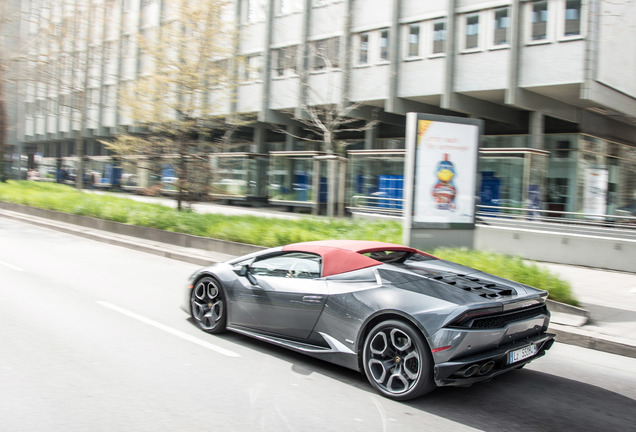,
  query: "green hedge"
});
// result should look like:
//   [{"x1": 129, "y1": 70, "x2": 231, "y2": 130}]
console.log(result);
[{"x1": 0, "y1": 180, "x2": 577, "y2": 305}]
